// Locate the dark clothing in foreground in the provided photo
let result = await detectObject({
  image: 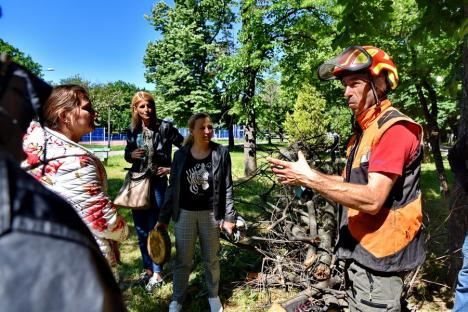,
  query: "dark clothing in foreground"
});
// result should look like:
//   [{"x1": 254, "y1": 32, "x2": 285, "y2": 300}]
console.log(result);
[{"x1": 0, "y1": 153, "x2": 126, "y2": 312}]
